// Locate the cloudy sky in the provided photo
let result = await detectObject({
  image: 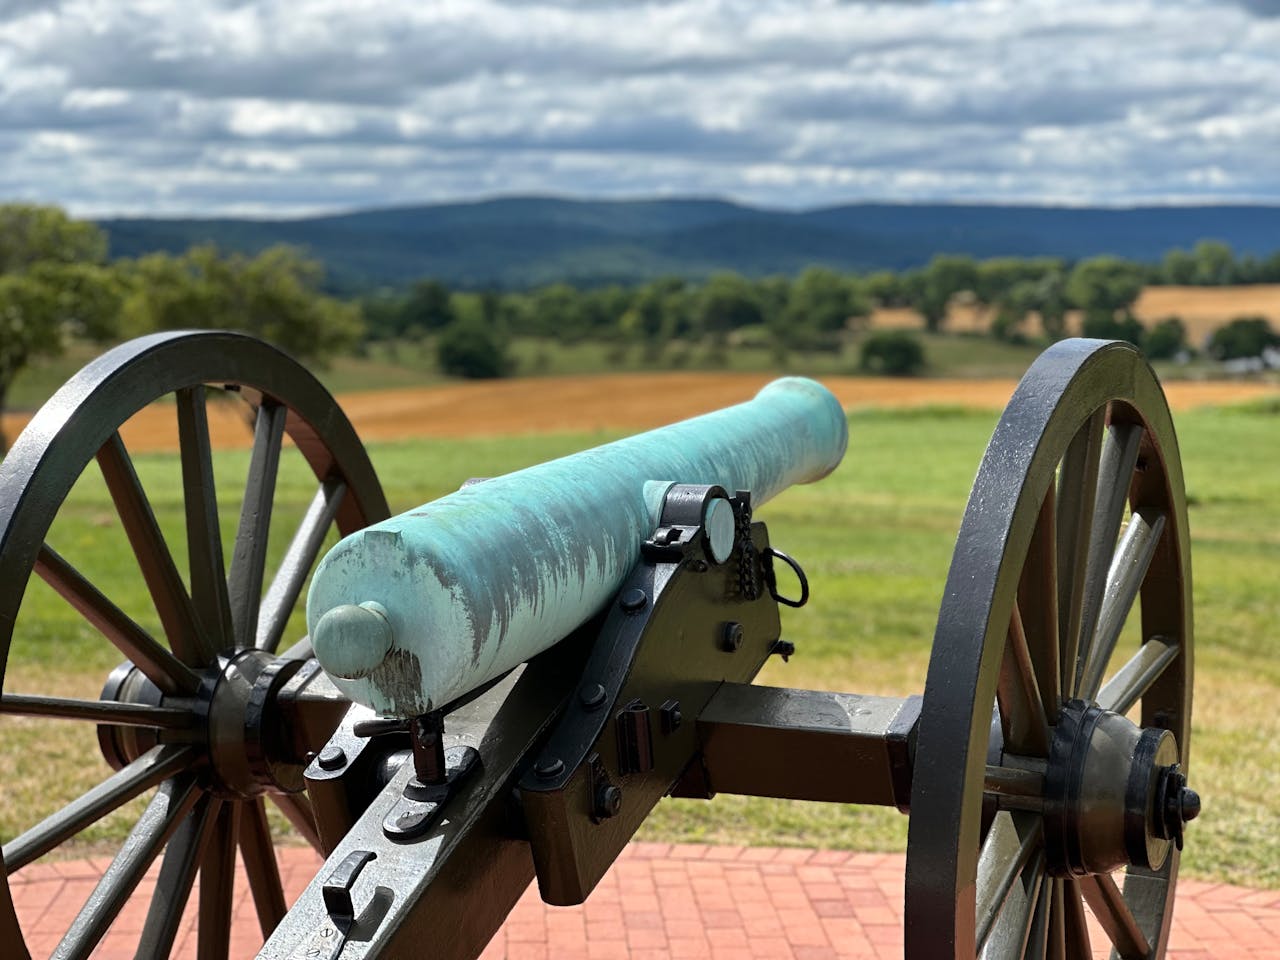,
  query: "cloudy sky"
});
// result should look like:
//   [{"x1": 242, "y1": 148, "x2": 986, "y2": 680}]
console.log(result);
[{"x1": 1, "y1": 0, "x2": 1277, "y2": 217}]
